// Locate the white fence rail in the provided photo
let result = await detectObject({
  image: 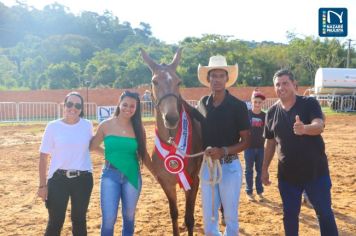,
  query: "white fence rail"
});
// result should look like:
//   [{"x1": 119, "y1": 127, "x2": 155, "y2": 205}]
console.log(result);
[
  {"x1": 1, "y1": 96, "x2": 354, "y2": 123},
  {"x1": 313, "y1": 95, "x2": 356, "y2": 112},
  {"x1": 0, "y1": 102, "x2": 18, "y2": 122},
  {"x1": 262, "y1": 98, "x2": 279, "y2": 111},
  {"x1": 0, "y1": 102, "x2": 97, "y2": 122},
  {"x1": 140, "y1": 100, "x2": 198, "y2": 118},
  {"x1": 18, "y1": 102, "x2": 58, "y2": 122},
  {"x1": 141, "y1": 101, "x2": 153, "y2": 117},
  {"x1": 261, "y1": 96, "x2": 356, "y2": 112}
]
